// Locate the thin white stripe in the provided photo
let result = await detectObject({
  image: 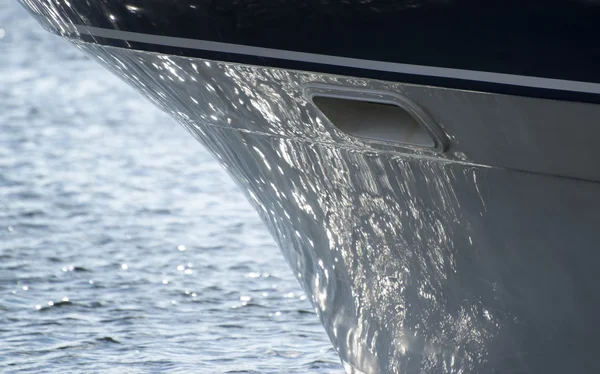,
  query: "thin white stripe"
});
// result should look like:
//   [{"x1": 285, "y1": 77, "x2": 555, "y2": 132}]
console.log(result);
[{"x1": 73, "y1": 24, "x2": 600, "y2": 95}]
